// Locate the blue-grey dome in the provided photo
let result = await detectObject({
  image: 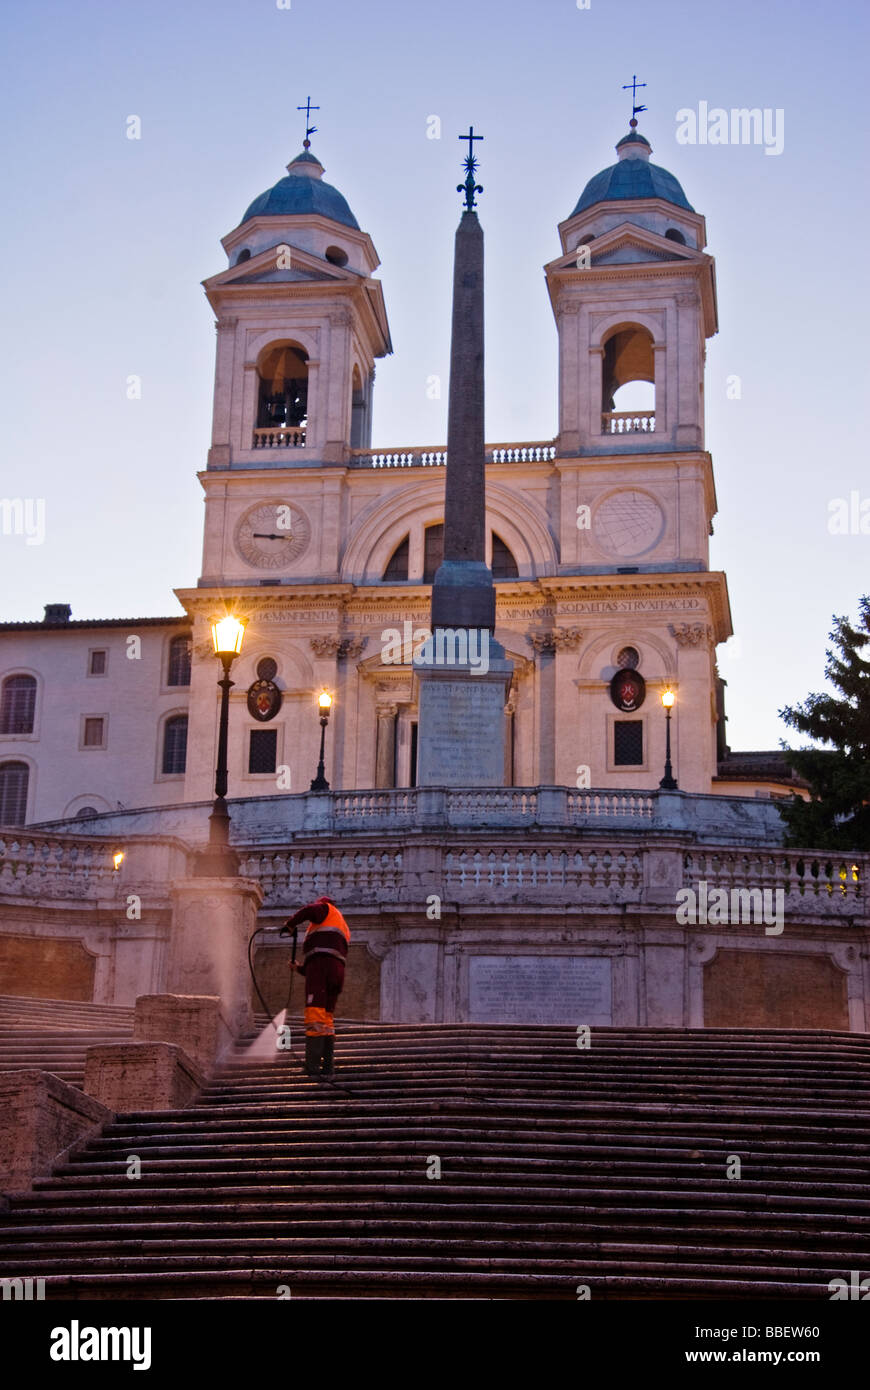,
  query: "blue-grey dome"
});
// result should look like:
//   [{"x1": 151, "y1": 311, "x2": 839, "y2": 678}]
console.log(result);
[
  {"x1": 241, "y1": 150, "x2": 360, "y2": 229},
  {"x1": 571, "y1": 132, "x2": 694, "y2": 216}
]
